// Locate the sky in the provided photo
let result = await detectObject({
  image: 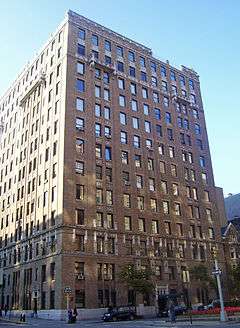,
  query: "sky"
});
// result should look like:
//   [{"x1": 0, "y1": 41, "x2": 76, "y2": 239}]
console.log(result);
[{"x1": 0, "y1": 0, "x2": 239, "y2": 196}]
